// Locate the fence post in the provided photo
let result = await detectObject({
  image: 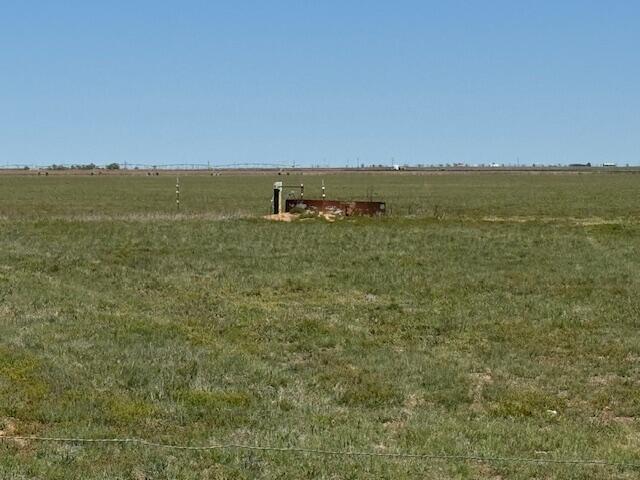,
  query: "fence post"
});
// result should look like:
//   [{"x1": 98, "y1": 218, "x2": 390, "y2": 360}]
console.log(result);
[
  {"x1": 176, "y1": 177, "x2": 180, "y2": 210},
  {"x1": 273, "y1": 181, "x2": 283, "y2": 214}
]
